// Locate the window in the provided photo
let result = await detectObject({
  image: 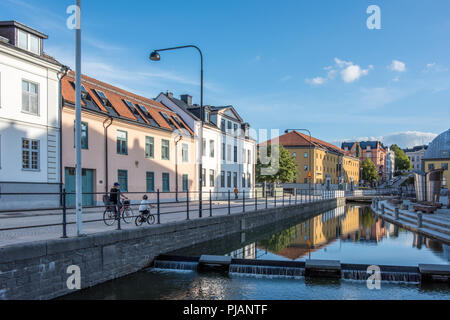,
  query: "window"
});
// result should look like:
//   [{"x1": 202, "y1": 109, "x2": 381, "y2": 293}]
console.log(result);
[
  {"x1": 222, "y1": 143, "x2": 226, "y2": 161},
  {"x1": 233, "y1": 124, "x2": 238, "y2": 132},
  {"x1": 366, "y1": 153, "x2": 371, "y2": 158},
  {"x1": 202, "y1": 169, "x2": 206, "y2": 187},
  {"x1": 233, "y1": 172, "x2": 237, "y2": 188},
  {"x1": 442, "y1": 163, "x2": 448, "y2": 171},
  {"x1": 117, "y1": 130, "x2": 128, "y2": 155},
  {"x1": 247, "y1": 173, "x2": 251, "y2": 188},
  {"x1": 304, "y1": 152, "x2": 308, "y2": 158},
  {"x1": 146, "y1": 172, "x2": 154, "y2": 192},
  {"x1": 22, "y1": 138, "x2": 39, "y2": 170},
  {"x1": 234, "y1": 146, "x2": 237, "y2": 163},
  {"x1": 22, "y1": 80, "x2": 39, "y2": 115},
  {"x1": 205, "y1": 111, "x2": 210, "y2": 122},
  {"x1": 182, "y1": 143, "x2": 189, "y2": 162},
  {"x1": 210, "y1": 170, "x2": 215, "y2": 187},
  {"x1": 95, "y1": 89, "x2": 107, "y2": 100},
  {"x1": 209, "y1": 140, "x2": 215, "y2": 158},
  {"x1": 221, "y1": 119, "x2": 226, "y2": 131},
  {"x1": 145, "y1": 136, "x2": 154, "y2": 158},
  {"x1": 73, "y1": 121, "x2": 88, "y2": 149},
  {"x1": 292, "y1": 152, "x2": 297, "y2": 158},
  {"x1": 304, "y1": 165, "x2": 308, "y2": 171},
  {"x1": 161, "y1": 139, "x2": 170, "y2": 160},
  {"x1": 227, "y1": 145, "x2": 231, "y2": 162},
  {"x1": 17, "y1": 30, "x2": 40, "y2": 55},
  {"x1": 242, "y1": 173, "x2": 246, "y2": 188},
  {"x1": 202, "y1": 139, "x2": 206, "y2": 157},
  {"x1": 162, "y1": 173, "x2": 170, "y2": 192},
  {"x1": 221, "y1": 171, "x2": 225, "y2": 188},
  {"x1": 118, "y1": 170, "x2": 128, "y2": 192},
  {"x1": 124, "y1": 100, "x2": 134, "y2": 109},
  {"x1": 227, "y1": 171, "x2": 231, "y2": 188},
  {"x1": 248, "y1": 150, "x2": 251, "y2": 164},
  {"x1": 182, "y1": 174, "x2": 189, "y2": 192},
  {"x1": 227, "y1": 121, "x2": 232, "y2": 130}
]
